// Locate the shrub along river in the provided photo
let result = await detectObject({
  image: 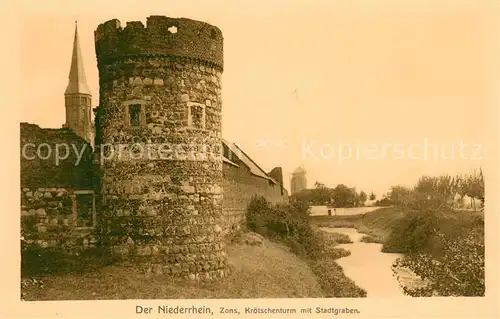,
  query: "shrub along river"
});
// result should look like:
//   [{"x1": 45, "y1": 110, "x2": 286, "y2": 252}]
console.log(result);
[{"x1": 320, "y1": 227, "x2": 425, "y2": 297}]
